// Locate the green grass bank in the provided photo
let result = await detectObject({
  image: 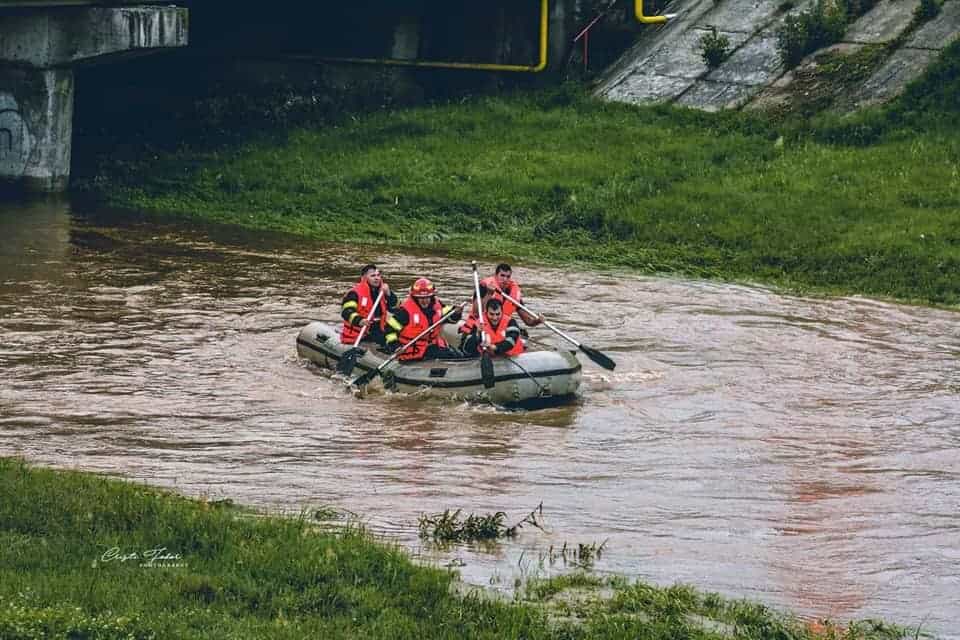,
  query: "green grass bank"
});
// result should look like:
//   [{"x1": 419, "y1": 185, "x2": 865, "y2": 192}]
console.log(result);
[
  {"x1": 82, "y1": 43, "x2": 960, "y2": 308},
  {"x1": 0, "y1": 457, "x2": 912, "y2": 639}
]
